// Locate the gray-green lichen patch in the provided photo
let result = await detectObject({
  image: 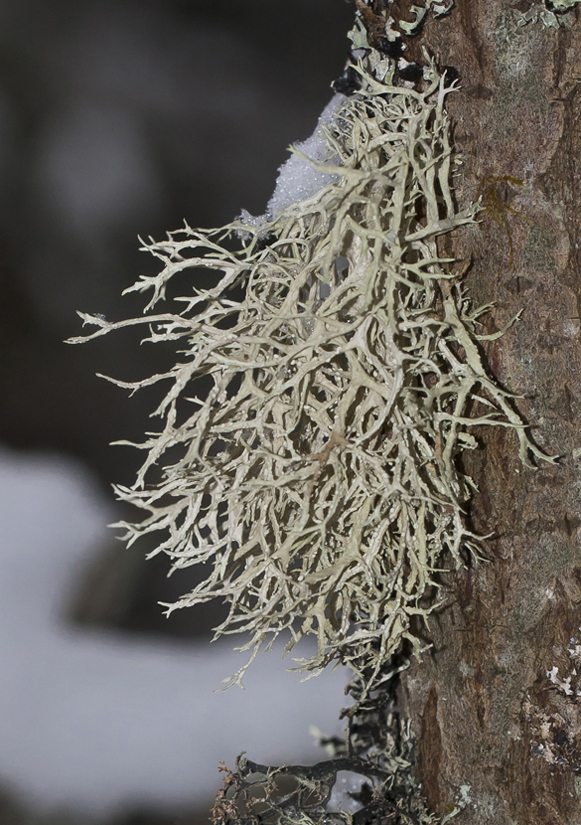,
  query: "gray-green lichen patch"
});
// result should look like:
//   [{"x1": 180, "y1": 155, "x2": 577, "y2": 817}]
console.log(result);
[
  {"x1": 517, "y1": 1, "x2": 581, "y2": 28},
  {"x1": 70, "y1": 40, "x2": 553, "y2": 694},
  {"x1": 488, "y1": 11, "x2": 555, "y2": 152},
  {"x1": 521, "y1": 223, "x2": 561, "y2": 274},
  {"x1": 398, "y1": 1, "x2": 454, "y2": 35},
  {"x1": 496, "y1": 10, "x2": 538, "y2": 76}
]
